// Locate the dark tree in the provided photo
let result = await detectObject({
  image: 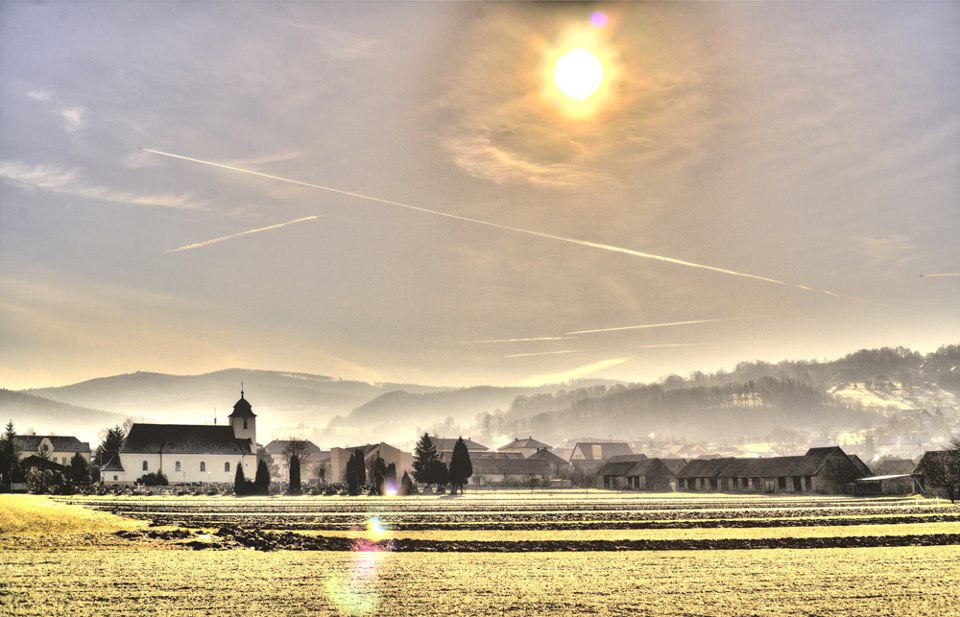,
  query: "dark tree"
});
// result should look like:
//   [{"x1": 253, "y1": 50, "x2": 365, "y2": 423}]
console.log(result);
[
  {"x1": 136, "y1": 471, "x2": 168, "y2": 486},
  {"x1": 448, "y1": 436, "x2": 473, "y2": 494},
  {"x1": 289, "y1": 453, "x2": 302, "y2": 495},
  {"x1": 399, "y1": 471, "x2": 415, "y2": 496},
  {"x1": 412, "y1": 433, "x2": 439, "y2": 485},
  {"x1": 918, "y1": 437, "x2": 960, "y2": 503},
  {"x1": 234, "y1": 461, "x2": 248, "y2": 496},
  {"x1": 428, "y1": 459, "x2": 448, "y2": 492},
  {"x1": 371, "y1": 456, "x2": 386, "y2": 495},
  {"x1": 254, "y1": 459, "x2": 271, "y2": 495},
  {"x1": 0, "y1": 420, "x2": 23, "y2": 489},
  {"x1": 346, "y1": 449, "x2": 367, "y2": 496},
  {"x1": 96, "y1": 425, "x2": 126, "y2": 469},
  {"x1": 257, "y1": 448, "x2": 280, "y2": 479},
  {"x1": 68, "y1": 452, "x2": 89, "y2": 486}
]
